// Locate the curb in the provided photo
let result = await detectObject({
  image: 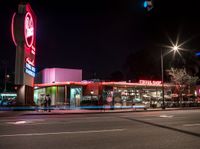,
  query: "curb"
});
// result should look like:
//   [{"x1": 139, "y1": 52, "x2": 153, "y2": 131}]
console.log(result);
[{"x1": 21, "y1": 107, "x2": 200, "y2": 116}]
